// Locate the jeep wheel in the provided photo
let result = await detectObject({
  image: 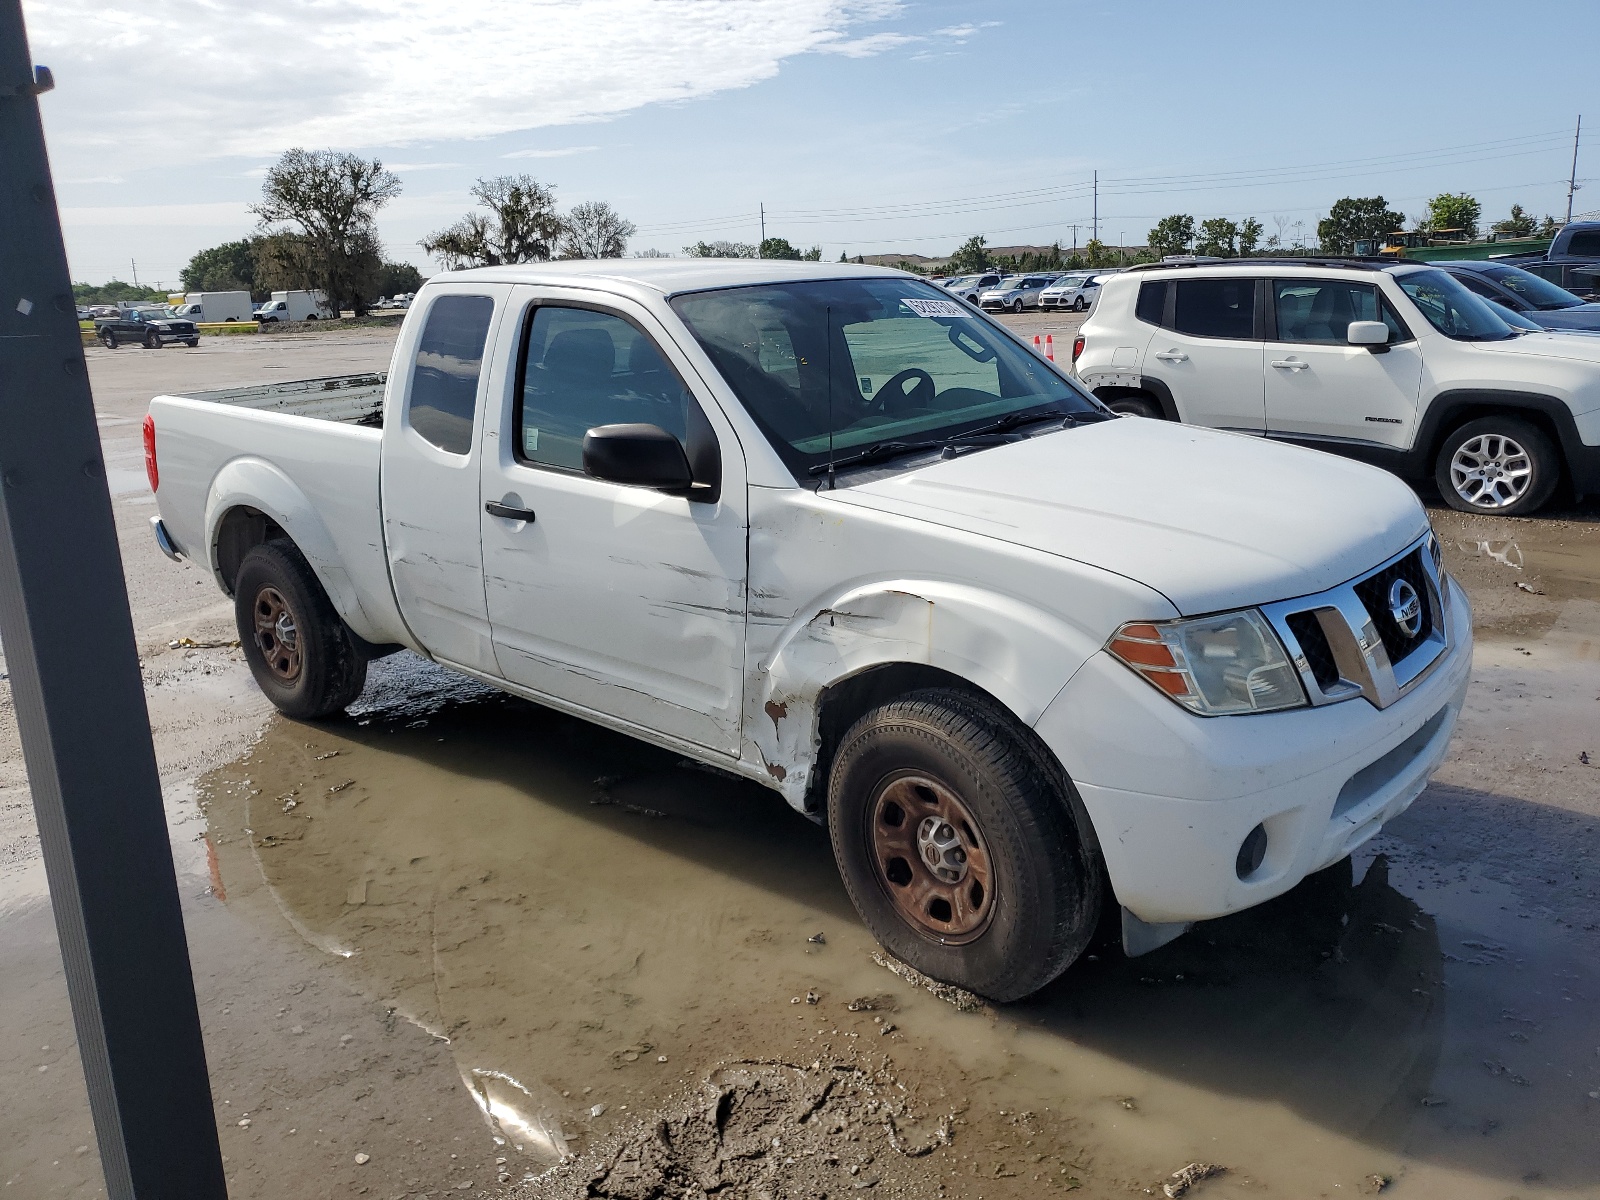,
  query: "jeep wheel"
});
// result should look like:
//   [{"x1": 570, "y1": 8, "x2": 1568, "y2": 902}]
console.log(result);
[
  {"x1": 235, "y1": 541, "x2": 367, "y2": 719},
  {"x1": 1106, "y1": 395, "x2": 1163, "y2": 419},
  {"x1": 98, "y1": 329, "x2": 117, "y2": 349},
  {"x1": 1434, "y1": 416, "x2": 1559, "y2": 516},
  {"x1": 828, "y1": 688, "x2": 1103, "y2": 1002}
]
